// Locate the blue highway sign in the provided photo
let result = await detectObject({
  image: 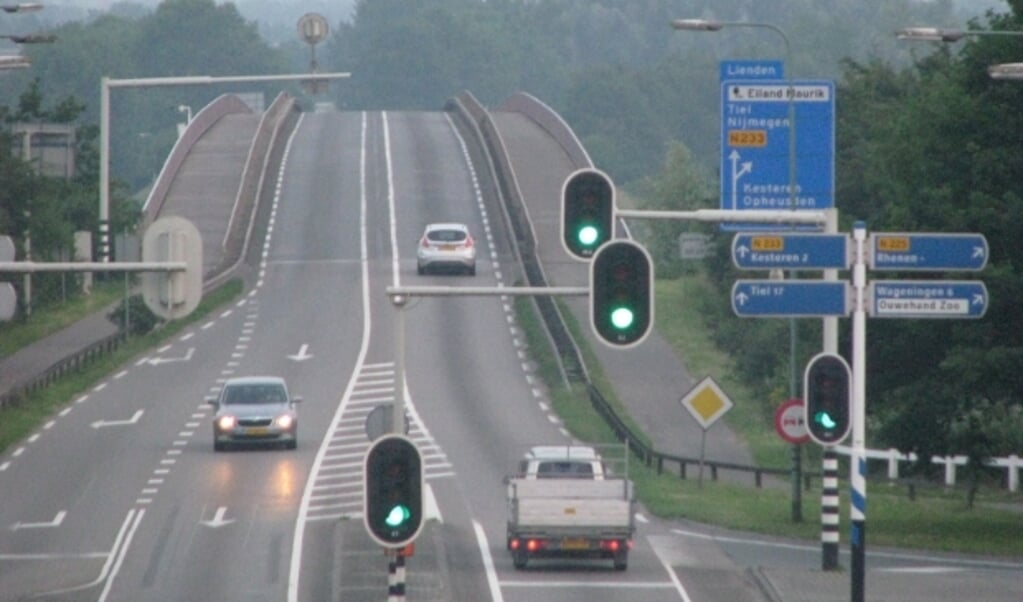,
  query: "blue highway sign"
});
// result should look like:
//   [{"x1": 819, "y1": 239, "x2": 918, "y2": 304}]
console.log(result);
[
  {"x1": 869, "y1": 281, "x2": 988, "y2": 319},
  {"x1": 719, "y1": 79, "x2": 835, "y2": 229},
  {"x1": 732, "y1": 280, "x2": 850, "y2": 318},
  {"x1": 870, "y1": 232, "x2": 988, "y2": 271},
  {"x1": 733, "y1": 233, "x2": 849, "y2": 270}
]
